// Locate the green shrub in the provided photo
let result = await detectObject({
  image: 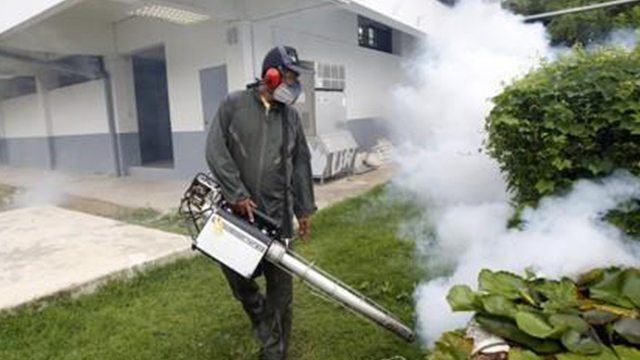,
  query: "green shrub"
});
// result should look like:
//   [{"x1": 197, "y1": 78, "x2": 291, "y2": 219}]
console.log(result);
[
  {"x1": 486, "y1": 47, "x2": 640, "y2": 210},
  {"x1": 429, "y1": 268, "x2": 640, "y2": 360}
]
